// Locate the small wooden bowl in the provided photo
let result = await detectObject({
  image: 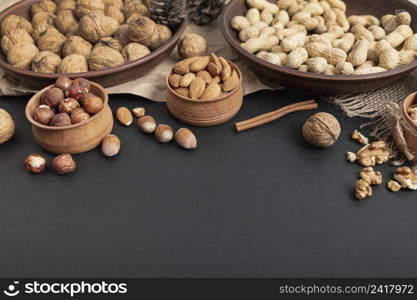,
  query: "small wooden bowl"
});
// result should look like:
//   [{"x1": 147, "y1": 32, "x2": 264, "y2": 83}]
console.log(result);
[
  {"x1": 395, "y1": 92, "x2": 417, "y2": 161},
  {"x1": 25, "y1": 82, "x2": 113, "y2": 154},
  {"x1": 166, "y1": 61, "x2": 243, "y2": 126},
  {"x1": 220, "y1": 0, "x2": 417, "y2": 94},
  {"x1": 0, "y1": 0, "x2": 187, "y2": 89}
]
